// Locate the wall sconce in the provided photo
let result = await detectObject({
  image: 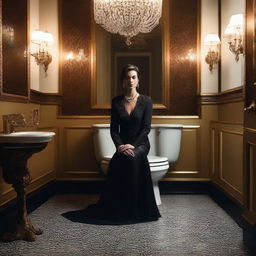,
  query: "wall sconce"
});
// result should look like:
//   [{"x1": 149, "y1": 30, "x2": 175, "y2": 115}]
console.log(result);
[
  {"x1": 204, "y1": 33, "x2": 220, "y2": 72},
  {"x1": 224, "y1": 14, "x2": 244, "y2": 62},
  {"x1": 65, "y1": 49, "x2": 87, "y2": 61},
  {"x1": 30, "y1": 30, "x2": 54, "y2": 72}
]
